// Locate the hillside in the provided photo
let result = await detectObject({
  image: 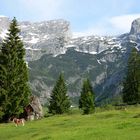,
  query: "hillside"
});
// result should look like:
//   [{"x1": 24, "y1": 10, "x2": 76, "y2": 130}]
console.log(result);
[
  {"x1": 1, "y1": 17, "x2": 140, "y2": 104},
  {"x1": 0, "y1": 106, "x2": 140, "y2": 140}
]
